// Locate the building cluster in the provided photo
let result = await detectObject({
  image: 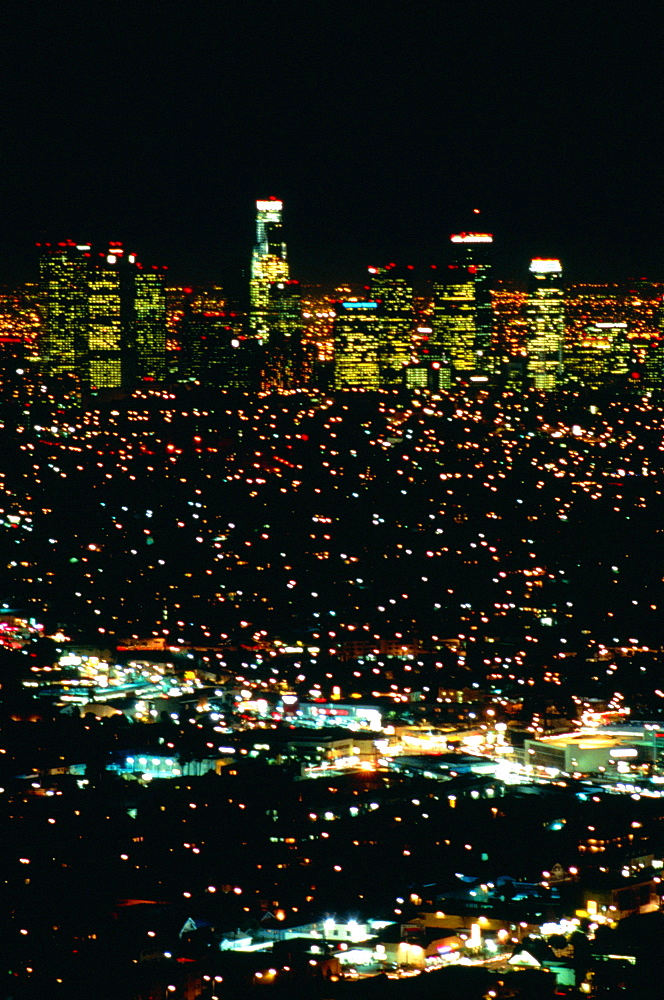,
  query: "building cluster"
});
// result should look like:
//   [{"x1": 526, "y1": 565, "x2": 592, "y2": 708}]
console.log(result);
[{"x1": 0, "y1": 201, "x2": 662, "y2": 410}]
